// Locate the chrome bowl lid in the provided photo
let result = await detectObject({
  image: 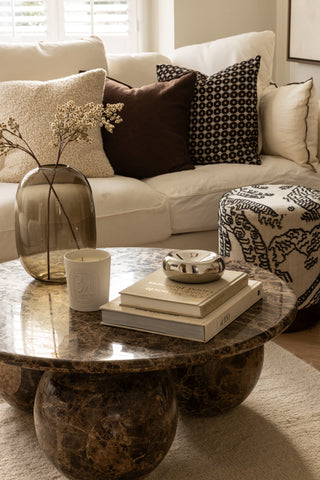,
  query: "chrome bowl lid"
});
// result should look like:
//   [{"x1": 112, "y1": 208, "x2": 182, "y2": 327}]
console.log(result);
[{"x1": 162, "y1": 249, "x2": 225, "y2": 283}]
